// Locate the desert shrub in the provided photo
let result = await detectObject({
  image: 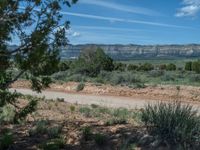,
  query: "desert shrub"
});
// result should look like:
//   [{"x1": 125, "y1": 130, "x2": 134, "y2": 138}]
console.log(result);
[
  {"x1": 76, "y1": 82, "x2": 85, "y2": 92},
  {"x1": 148, "y1": 70, "x2": 164, "y2": 77},
  {"x1": 70, "y1": 105, "x2": 75, "y2": 112},
  {"x1": 47, "y1": 126, "x2": 62, "y2": 138},
  {"x1": 161, "y1": 73, "x2": 175, "y2": 81},
  {"x1": 67, "y1": 74, "x2": 87, "y2": 82},
  {"x1": 81, "y1": 126, "x2": 92, "y2": 141},
  {"x1": 110, "y1": 72, "x2": 141, "y2": 85},
  {"x1": 159, "y1": 64, "x2": 167, "y2": 70},
  {"x1": 91, "y1": 104, "x2": 99, "y2": 109},
  {"x1": 127, "y1": 64, "x2": 138, "y2": 71},
  {"x1": 0, "y1": 105, "x2": 15, "y2": 124},
  {"x1": 94, "y1": 133, "x2": 106, "y2": 146},
  {"x1": 141, "y1": 102, "x2": 200, "y2": 148},
  {"x1": 189, "y1": 74, "x2": 200, "y2": 82},
  {"x1": 138, "y1": 63, "x2": 154, "y2": 71},
  {"x1": 114, "y1": 62, "x2": 127, "y2": 71},
  {"x1": 56, "y1": 98, "x2": 64, "y2": 102},
  {"x1": 51, "y1": 71, "x2": 68, "y2": 81},
  {"x1": 166, "y1": 63, "x2": 176, "y2": 71},
  {"x1": 192, "y1": 60, "x2": 200, "y2": 73},
  {"x1": 39, "y1": 138, "x2": 65, "y2": 150},
  {"x1": 79, "y1": 107, "x2": 92, "y2": 117},
  {"x1": 0, "y1": 130, "x2": 13, "y2": 150},
  {"x1": 29, "y1": 120, "x2": 49, "y2": 136}
]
